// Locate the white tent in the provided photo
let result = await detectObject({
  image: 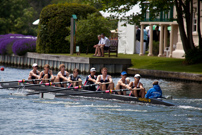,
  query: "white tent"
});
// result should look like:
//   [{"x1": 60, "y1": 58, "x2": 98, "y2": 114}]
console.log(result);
[
  {"x1": 32, "y1": 19, "x2": 40, "y2": 25},
  {"x1": 100, "y1": 4, "x2": 141, "y2": 54}
]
